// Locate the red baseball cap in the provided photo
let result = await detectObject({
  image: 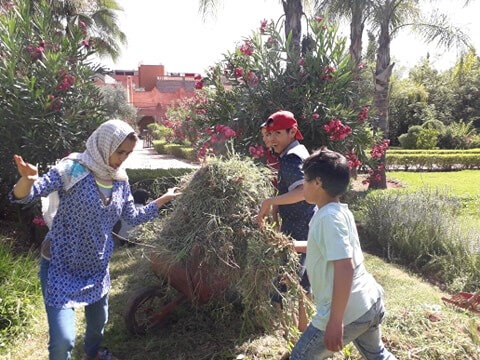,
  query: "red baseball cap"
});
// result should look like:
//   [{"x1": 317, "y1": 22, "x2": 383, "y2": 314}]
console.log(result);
[{"x1": 265, "y1": 110, "x2": 304, "y2": 140}]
